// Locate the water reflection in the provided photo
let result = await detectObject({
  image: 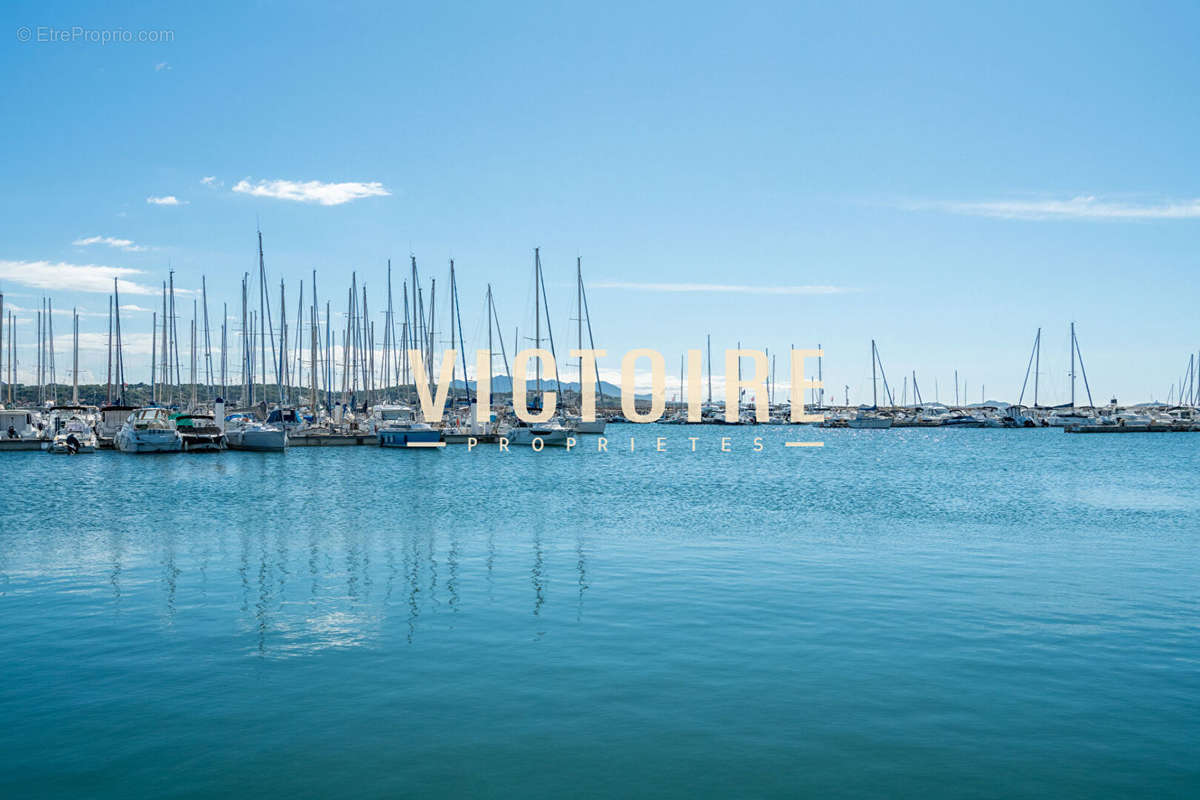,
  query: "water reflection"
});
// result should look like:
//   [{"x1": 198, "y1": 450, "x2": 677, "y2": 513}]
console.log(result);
[
  {"x1": 531, "y1": 529, "x2": 545, "y2": 617},
  {"x1": 108, "y1": 529, "x2": 124, "y2": 603},
  {"x1": 0, "y1": 502, "x2": 603, "y2": 657},
  {"x1": 576, "y1": 534, "x2": 589, "y2": 622}
]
